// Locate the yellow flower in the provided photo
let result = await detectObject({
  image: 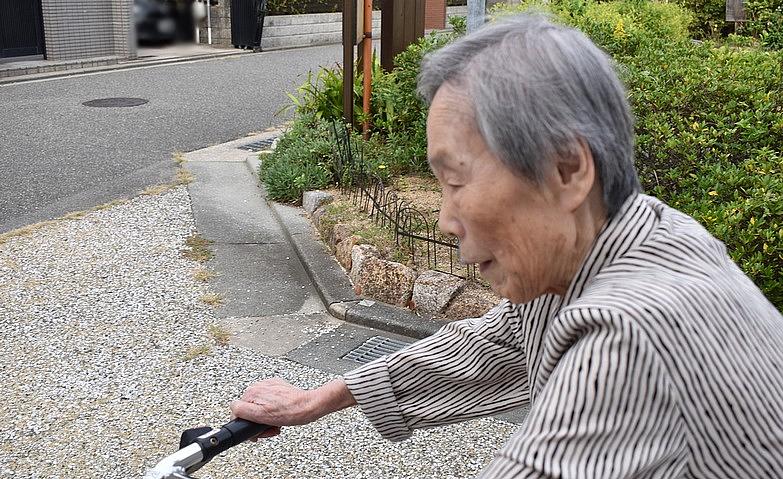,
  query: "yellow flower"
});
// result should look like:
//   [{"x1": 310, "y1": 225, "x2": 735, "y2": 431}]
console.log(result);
[
  {"x1": 614, "y1": 19, "x2": 627, "y2": 39},
  {"x1": 708, "y1": 190, "x2": 718, "y2": 196}
]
